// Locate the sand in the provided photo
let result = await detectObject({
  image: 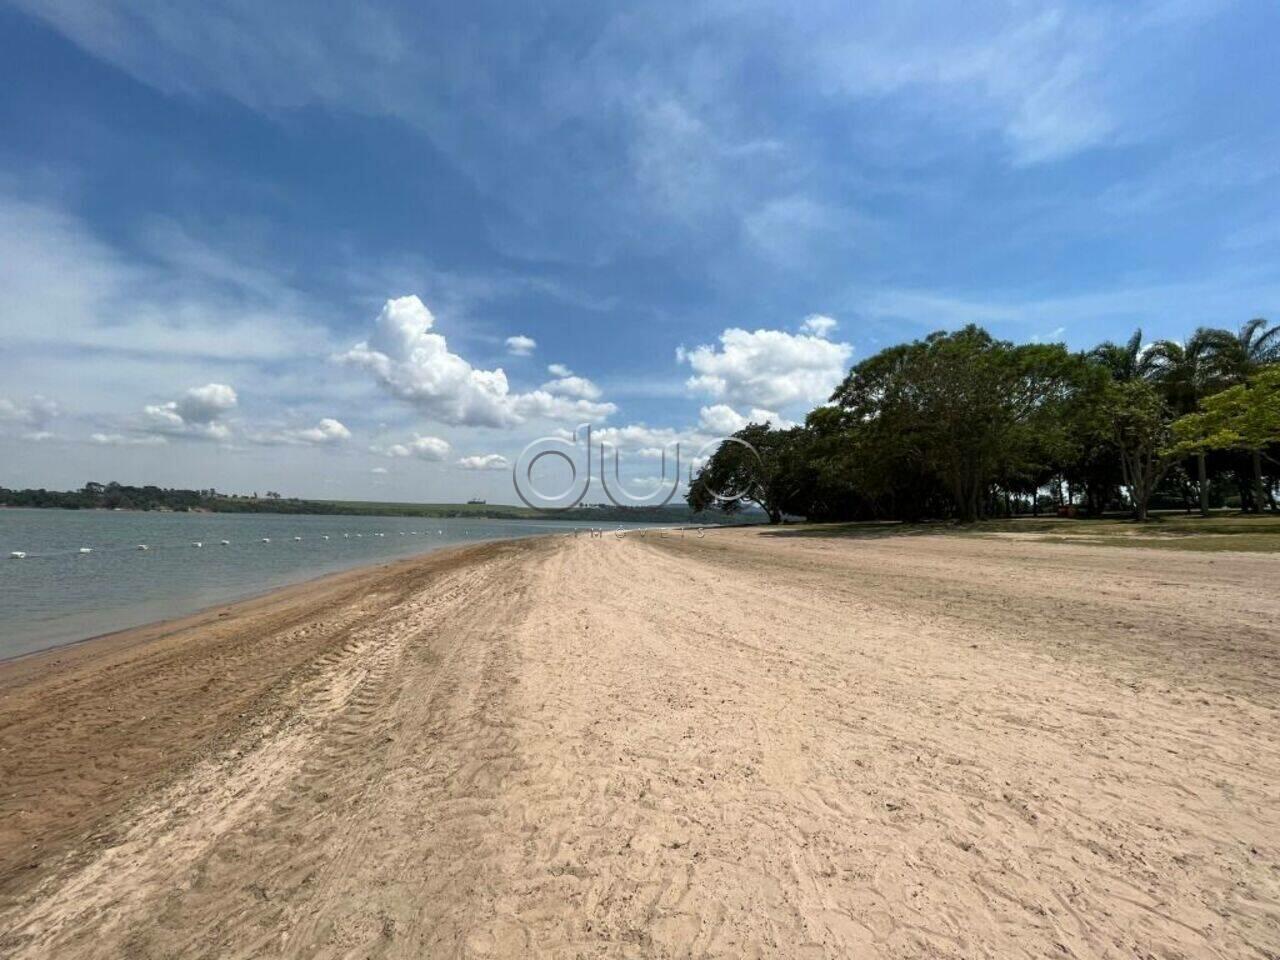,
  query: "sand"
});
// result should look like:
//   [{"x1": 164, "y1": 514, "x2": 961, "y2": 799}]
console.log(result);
[{"x1": 1, "y1": 527, "x2": 1277, "y2": 958}]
